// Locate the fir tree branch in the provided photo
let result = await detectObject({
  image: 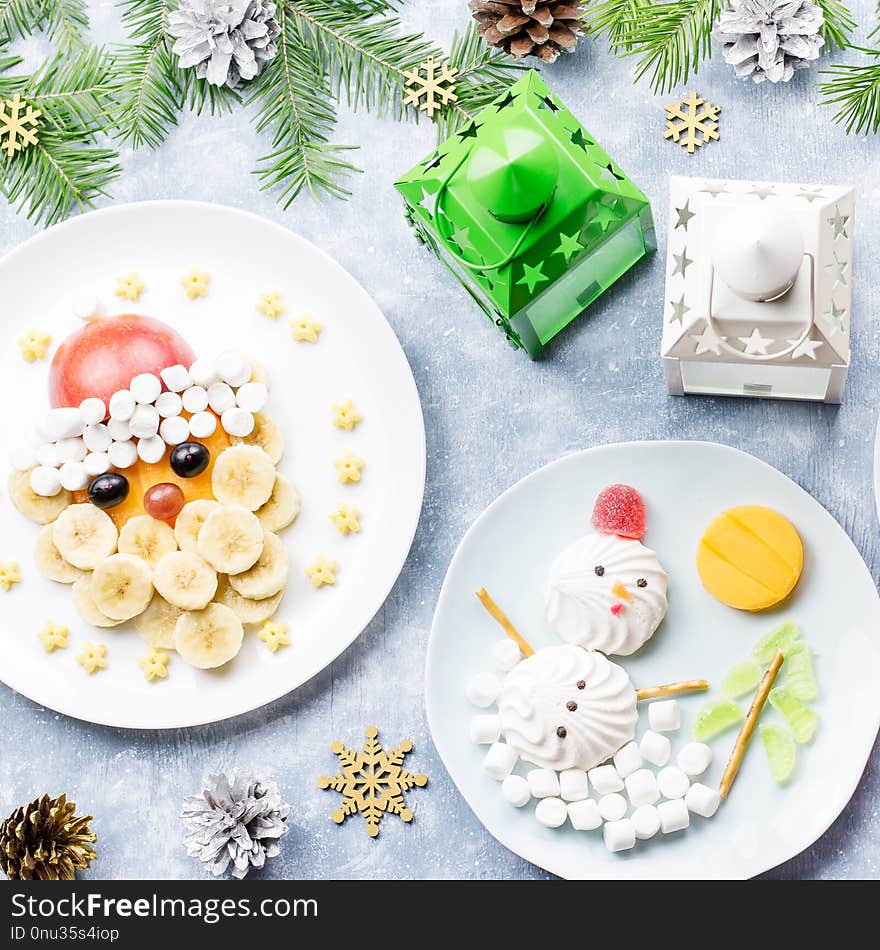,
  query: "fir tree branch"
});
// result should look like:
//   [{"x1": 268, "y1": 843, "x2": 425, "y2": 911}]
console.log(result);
[
  {"x1": 42, "y1": 0, "x2": 89, "y2": 51},
  {"x1": 816, "y1": 0, "x2": 856, "y2": 52},
  {"x1": 0, "y1": 0, "x2": 44, "y2": 41},
  {"x1": 584, "y1": 0, "x2": 653, "y2": 52},
  {"x1": 820, "y1": 47, "x2": 880, "y2": 134}
]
